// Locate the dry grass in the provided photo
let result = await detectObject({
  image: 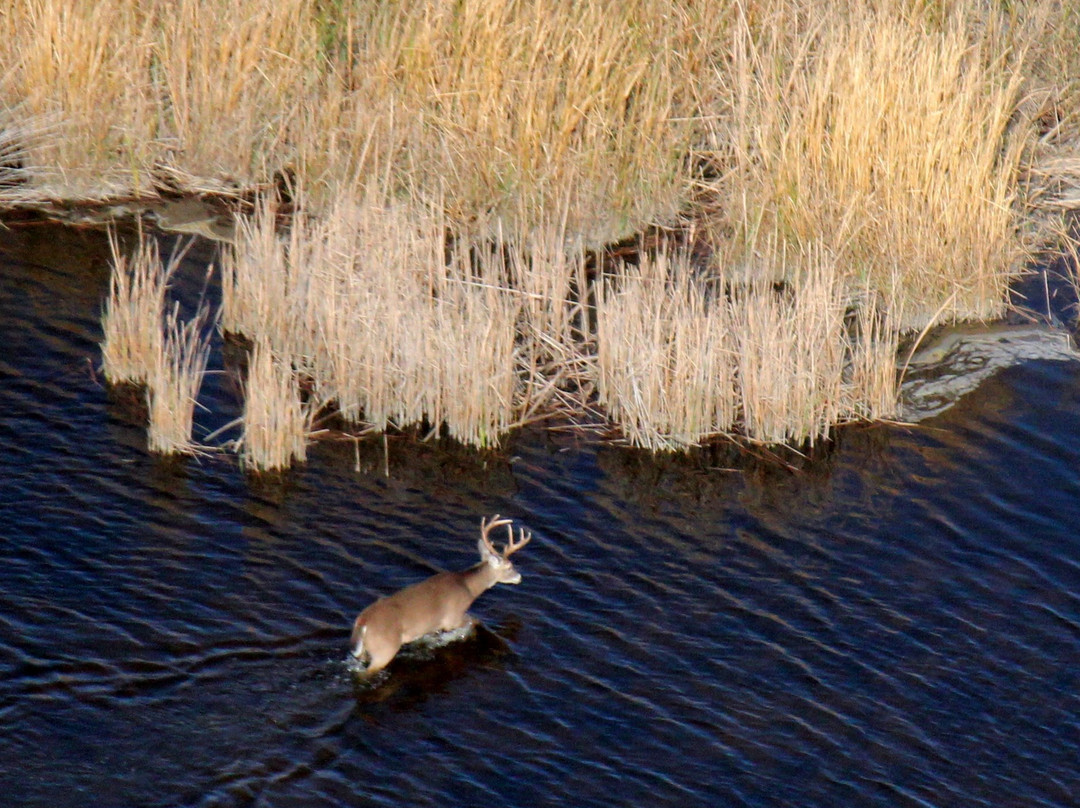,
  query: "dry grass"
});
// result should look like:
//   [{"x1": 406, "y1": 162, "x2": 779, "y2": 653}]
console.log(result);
[
  {"x1": 152, "y1": 0, "x2": 318, "y2": 192},
  {"x1": 224, "y1": 193, "x2": 521, "y2": 448},
  {"x1": 102, "y1": 226, "x2": 211, "y2": 455},
  {"x1": 100, "y1": 228, "x2": 173, "y2": 386},
  {"x1": 0, "y1": 1, "x2": 160, "y2": 199},
  {"x1": 146, "y1": 301, "x2": 212, "y2": 455},
  {"x1": 596, "y1": 241, "x2": 898, "y2": 449},
  {"x1": 701, "y1": 3, "x2": 1034, "y2": 327},
  {"x1": 596, "y1": 243, "x2": 737, "y2": 450},
  {"x1": 11, "y1": 0, "x2": 1080, "y2": 456},
  {"x1": 326, "y1": 0, "x2": 715, "y2": 246},
  {"x1": 239, "y1": 340, "x2": 311, "y2": 471}
]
